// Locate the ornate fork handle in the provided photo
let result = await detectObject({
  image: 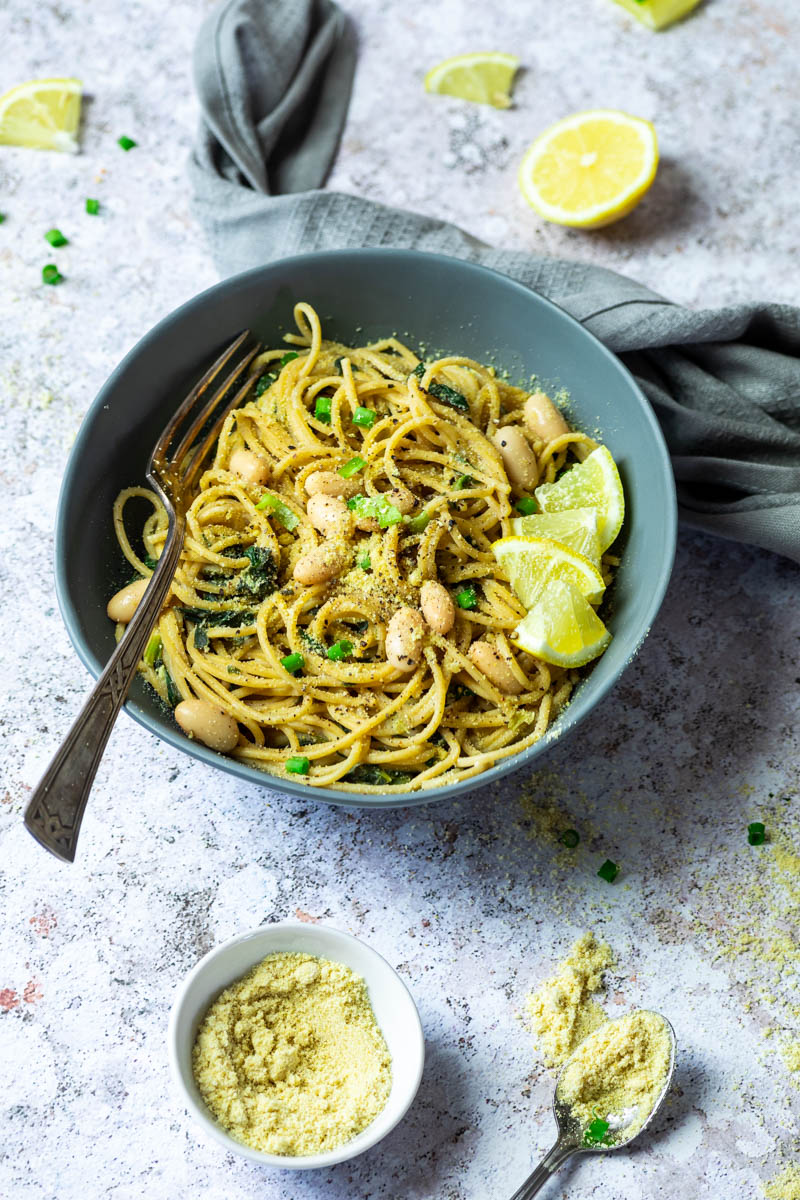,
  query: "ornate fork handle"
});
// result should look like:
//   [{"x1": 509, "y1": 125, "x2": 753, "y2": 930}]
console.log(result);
[{"x1": 24, "y1": 511, "x2": 185, "y2": 863}]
